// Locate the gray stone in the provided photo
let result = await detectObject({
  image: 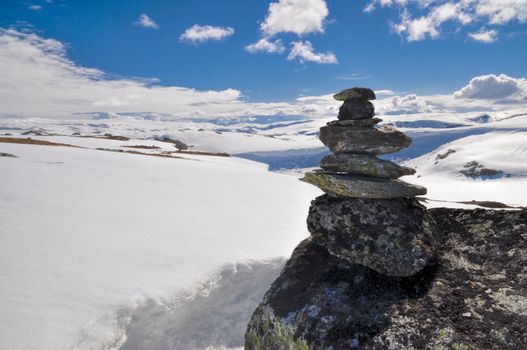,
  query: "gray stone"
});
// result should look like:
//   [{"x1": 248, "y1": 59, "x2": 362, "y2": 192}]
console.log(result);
[
  {"x1": 338, "y1": 99, "x2": 375, "y2": 120},
  {"x1": 327, "y1": 117, "x2": 382, "y2": 127},
  {"x1": 334, "y1": 87, "x2": 376, "y2": 101},
  {"x1": 301, "y1": 172, "x2": 427, "y2": 198},
  {"x1": 246, "y1": 208, "x2": 527, "y2": 349},
  {"x1": 307, "y1": 195, "x2": 437, "y2": 276},
  {"x1": 319, "y1": 125, "x2": 412, "y2": 154},
  {"x1": 320, "y1": 153, "x2": 416, "y2": 178}
]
